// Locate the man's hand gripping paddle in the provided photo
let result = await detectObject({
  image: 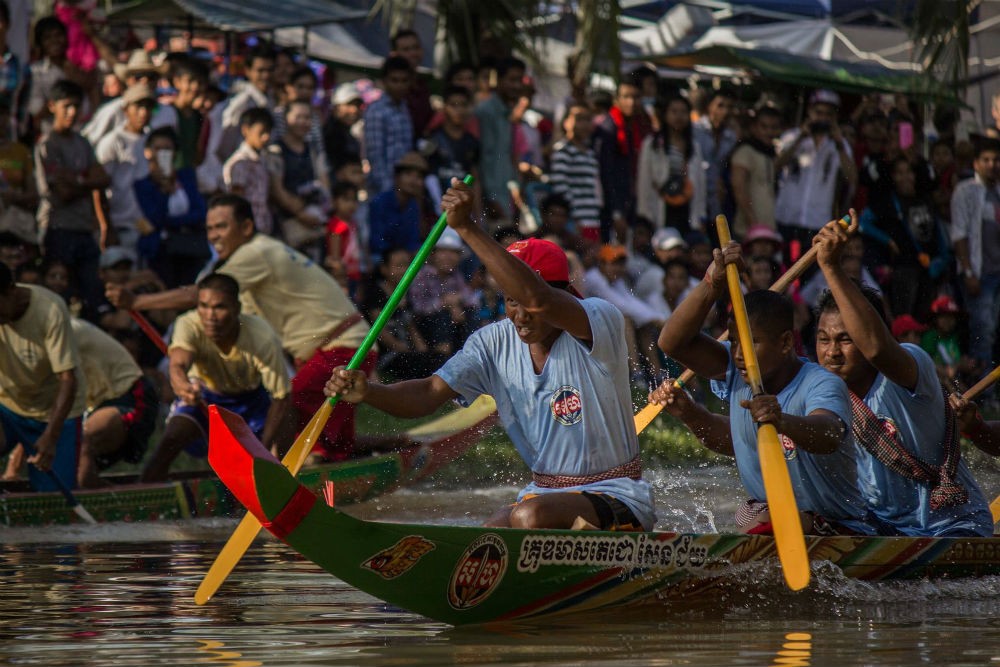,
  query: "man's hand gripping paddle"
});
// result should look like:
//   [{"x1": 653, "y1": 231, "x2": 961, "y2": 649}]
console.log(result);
[{"x1": 193, "y1": 175, "x2": 475, "y2": 604}]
